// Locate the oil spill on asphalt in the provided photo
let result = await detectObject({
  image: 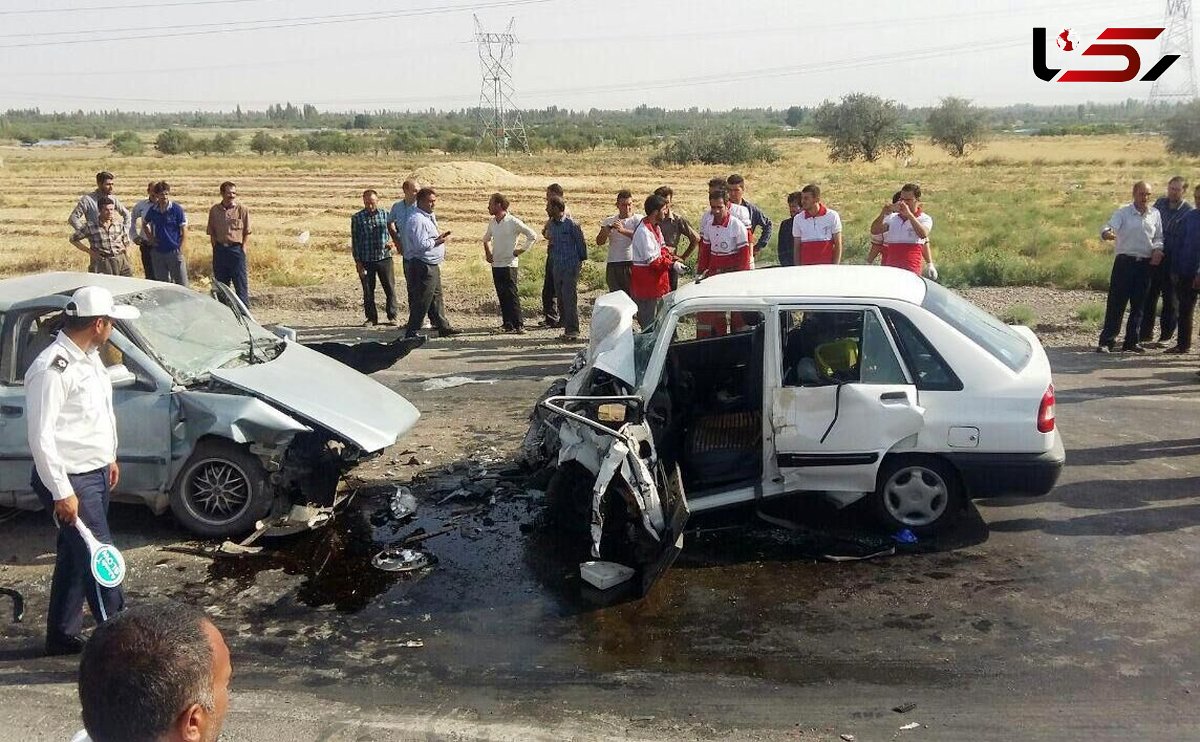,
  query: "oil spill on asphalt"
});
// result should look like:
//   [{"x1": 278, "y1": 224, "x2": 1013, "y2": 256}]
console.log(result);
[{"x1": 194, "y1": 464, "x2": 992, "y2": 688}]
